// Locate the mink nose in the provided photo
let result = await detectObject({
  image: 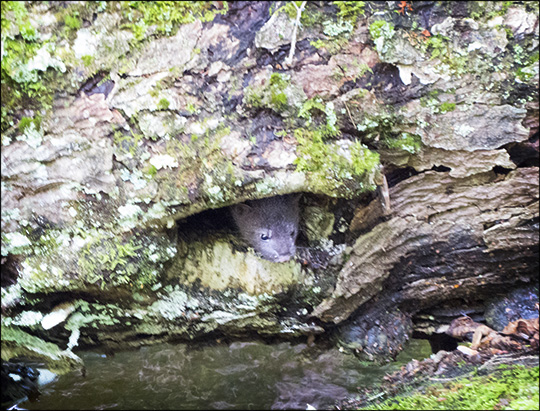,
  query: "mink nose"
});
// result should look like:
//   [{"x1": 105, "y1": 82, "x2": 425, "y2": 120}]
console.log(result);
[
  {"x1": 274, "y1": 254, "x2": 291, "y2": 263},
  {"x1": 273, "y1": 244, "x2": 296, "y2": 262}
]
